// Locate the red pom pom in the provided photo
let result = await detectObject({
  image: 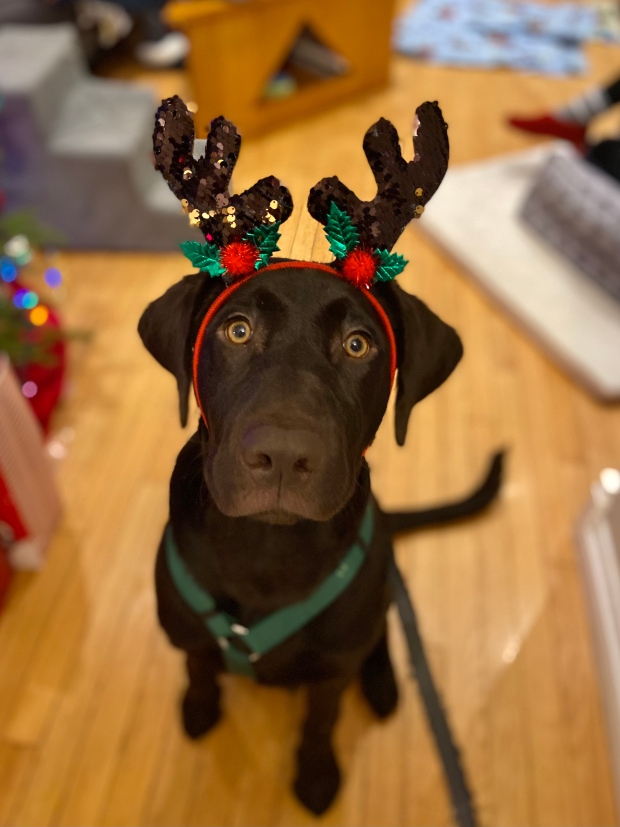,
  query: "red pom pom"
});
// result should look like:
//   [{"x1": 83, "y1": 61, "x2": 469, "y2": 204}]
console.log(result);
[
  {"x1": 341, "y1": 249, "x2": 377, "y2": 288},
  {"x1": 220, "y1": 241, "x2": 259, "y2": 278}
]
